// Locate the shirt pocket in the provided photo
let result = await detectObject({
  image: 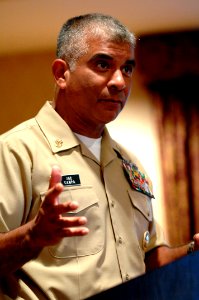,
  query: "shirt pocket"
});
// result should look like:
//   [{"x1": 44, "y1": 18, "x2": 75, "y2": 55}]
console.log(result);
[
  {"x1": 127, "y1": 189, "x2": 153, "y2": 249},
  {"x1": 128, "y1": 189, "x2": 153, "y2": 221},
  {"x1": 46, "y1": 186, "x2": 104, "y2": 258}
]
